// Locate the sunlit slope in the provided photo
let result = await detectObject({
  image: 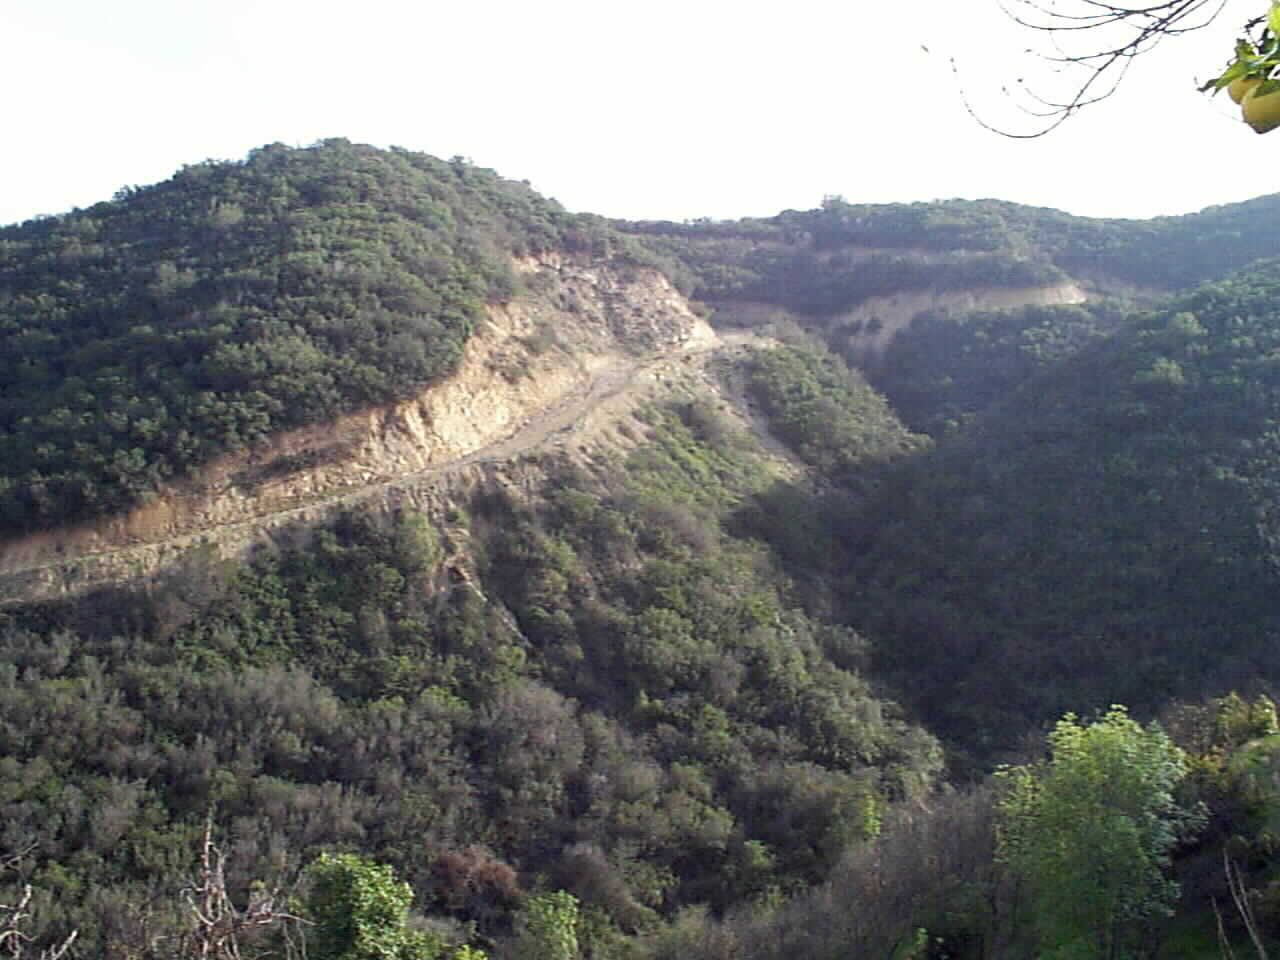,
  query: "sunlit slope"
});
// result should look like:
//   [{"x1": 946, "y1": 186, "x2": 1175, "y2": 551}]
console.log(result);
[{"x1": 0, "y1": 140, "x2": 643, "y2": 536}]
